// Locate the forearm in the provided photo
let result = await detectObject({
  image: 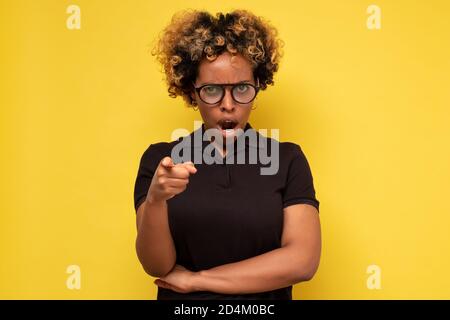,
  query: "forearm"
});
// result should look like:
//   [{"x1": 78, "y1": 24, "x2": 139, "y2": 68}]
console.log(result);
[
  {"x1": 135, "y1": 199, "x2": 176, "y2": 277},
  {"x1": 192, "y1": 245, "x2": 316, "y2": 295}
]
